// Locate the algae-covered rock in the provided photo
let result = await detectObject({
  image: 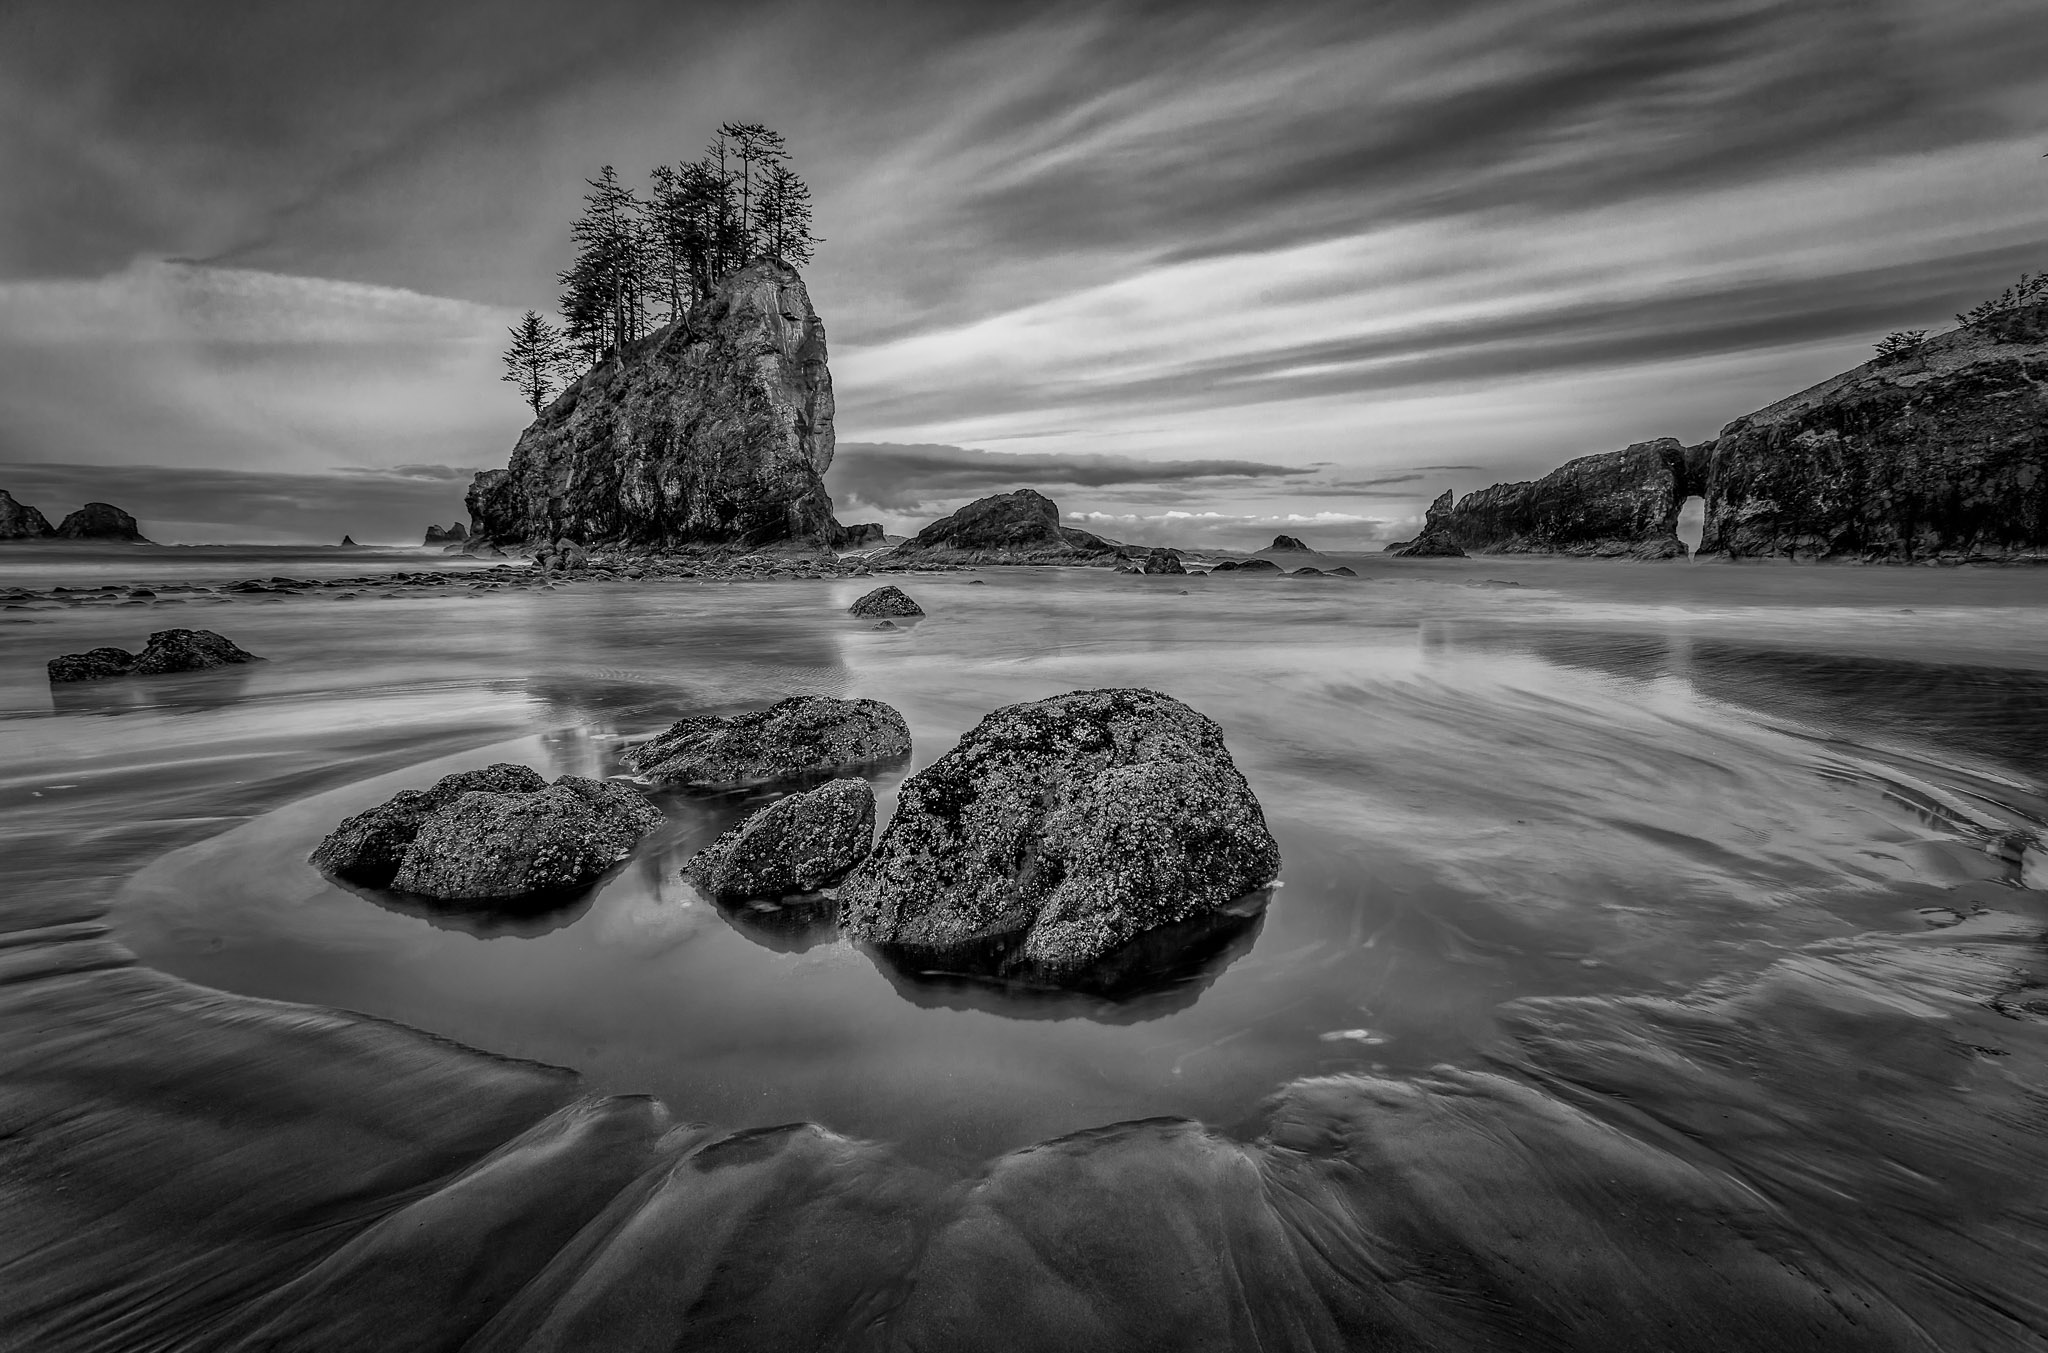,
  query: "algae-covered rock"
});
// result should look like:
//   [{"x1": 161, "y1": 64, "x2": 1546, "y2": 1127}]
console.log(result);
[
  {"x1": 684, "y1": 778, "x2": 875, "y2": 903},
  {"x1": 622, "y1": 696, "x2": 911, "y2": 788}
]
